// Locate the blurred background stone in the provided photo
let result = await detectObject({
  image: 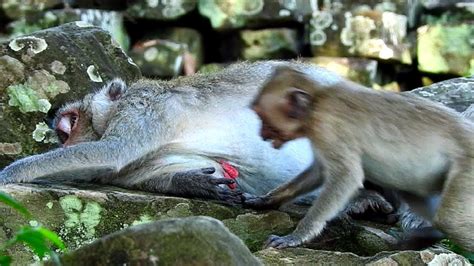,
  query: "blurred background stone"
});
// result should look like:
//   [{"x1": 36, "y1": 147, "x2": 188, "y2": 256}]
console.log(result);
[
  {"x1": 198, "y1": 0, "x2": 313, "y2": 30},
  {"x1": 126, "y1": 0, "x2": 196, "y2": 20},
  {"x1": 303, "y1": 57, "x2": 378, "y2": 87},
  {"x1": 239, "y1": 28, "x2": 299, "y2": 60},
  {"x1": 8, "y1": 9, "x2": 130, "y2": 50},
  {"x1": 307, "y1": 0, "x2": 412, "y2": 64}
]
